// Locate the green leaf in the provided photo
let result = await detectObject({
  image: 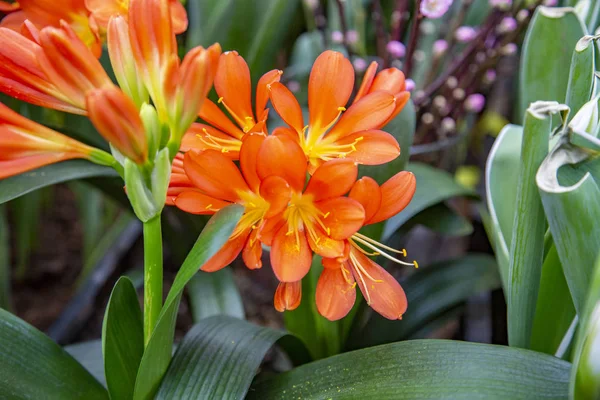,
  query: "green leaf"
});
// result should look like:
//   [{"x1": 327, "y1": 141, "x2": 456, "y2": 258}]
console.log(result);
[
  {"x1": 0, "y1": 160, "x2": 117, "y2": 205},
  {"x1": 347, "y1": 254, "x2": 501, "y2": 349},
  {"x1": 383, "y1": 162, "x2": 476, "y2": 240},
  {"x1": 401, "y1": 203, "x2": 474, "y2": 237},
  {"x1": 133, "y1": 204, "x2": 244, "y2": 400},
  {"x1": 0, "y1": 206, "x2": 10, "y2": 310},
  {"x1": 570, "y1": 253, "x2": 600, "y2": 399},
  {"x1": 64, "y1": 340, "x2": 106, "y2": 388},
  {"x1": 566, "y1": 35, "x2": 596, "y2": 118},
  {"x1": 12, "y1": 189, "x2": 45, "y2": 279},
  {"x1": 531, "y1": 244, "x2": 577, "y2": 357},
  {"x1": 537, "y1": 139, "x2": 600, "y2": 314},
  {"x1": 102, "y1": 277, "x2": 144, "y2": 400},
  {"x1": 156, "y1": 316, "x2": 305, "y2": 399},
  {"x1": 508, "y1": 102, "x2": 565, "y2": 349},
  {"x1": 519, "y1": 6, "x2": 586, "y2": 118},
  {"x1": 485, "y1": 124, "x2": 523, "y2": 290},
  {"x1": 188, "y1": 269, "x2": 245, "y2": 322},
  {"x1": 249, "y1": 339, "x2": 571, "y2": 399},
  {"x1": 0, "y1": 308, "x2": 108, "y2": 399},
  {"x1": 284, "y1": 256, "x2": 343, "y2": 360}
]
